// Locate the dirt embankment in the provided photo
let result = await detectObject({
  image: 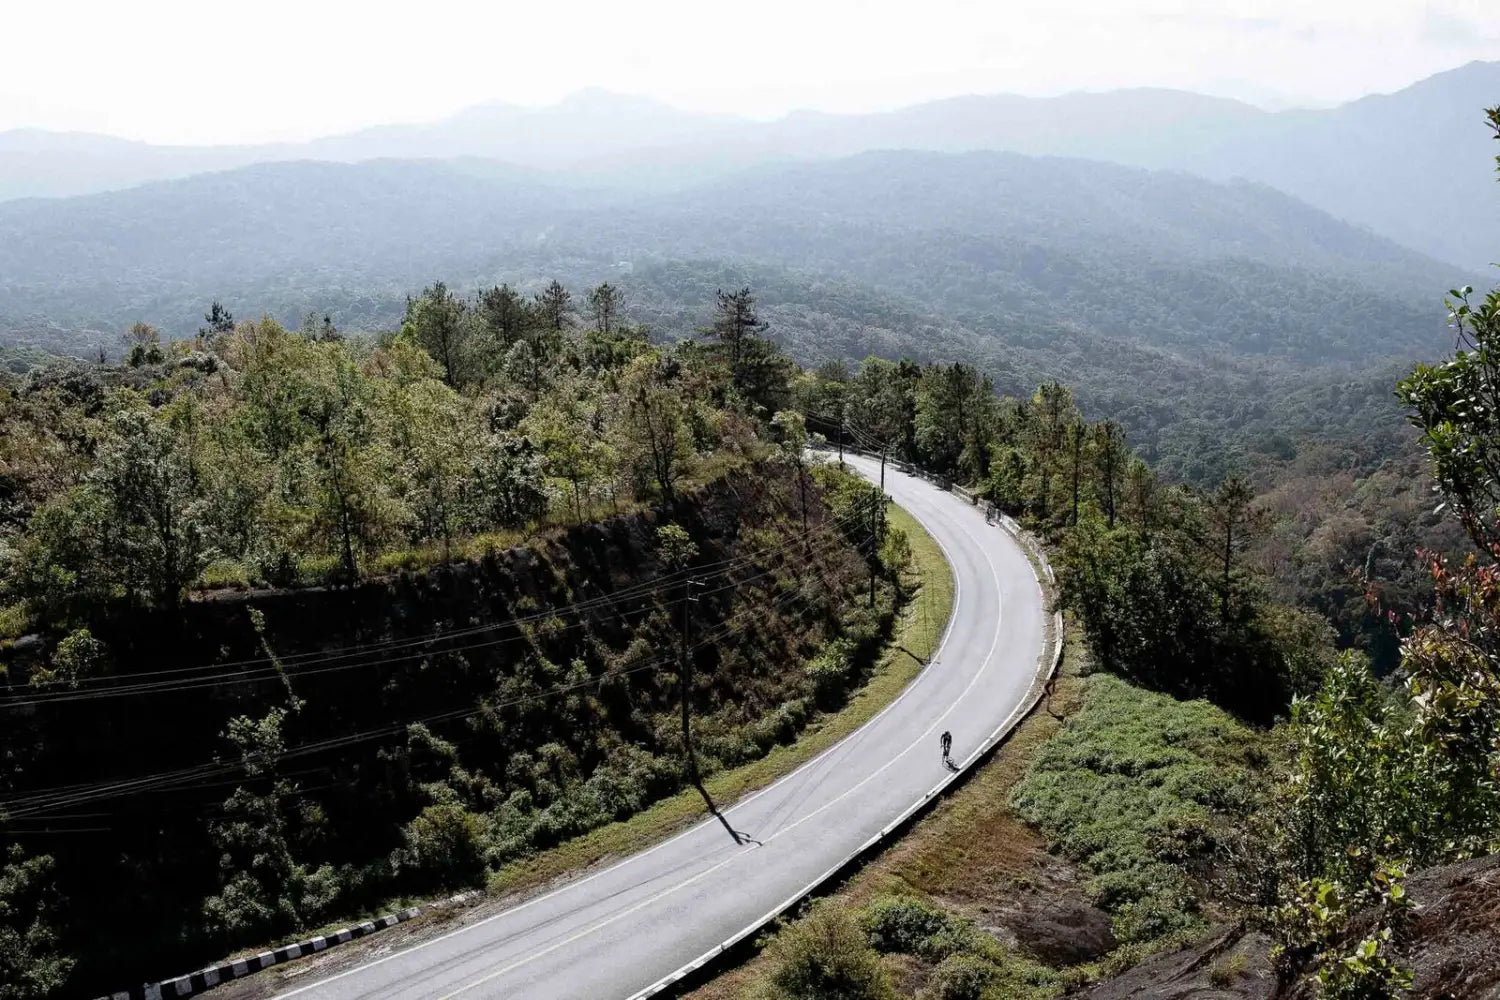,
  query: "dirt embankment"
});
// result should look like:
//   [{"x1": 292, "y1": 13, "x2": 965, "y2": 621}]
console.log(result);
[{"x1": 1087, "y1": 854, "x2": 1500, "y2": 1000}]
